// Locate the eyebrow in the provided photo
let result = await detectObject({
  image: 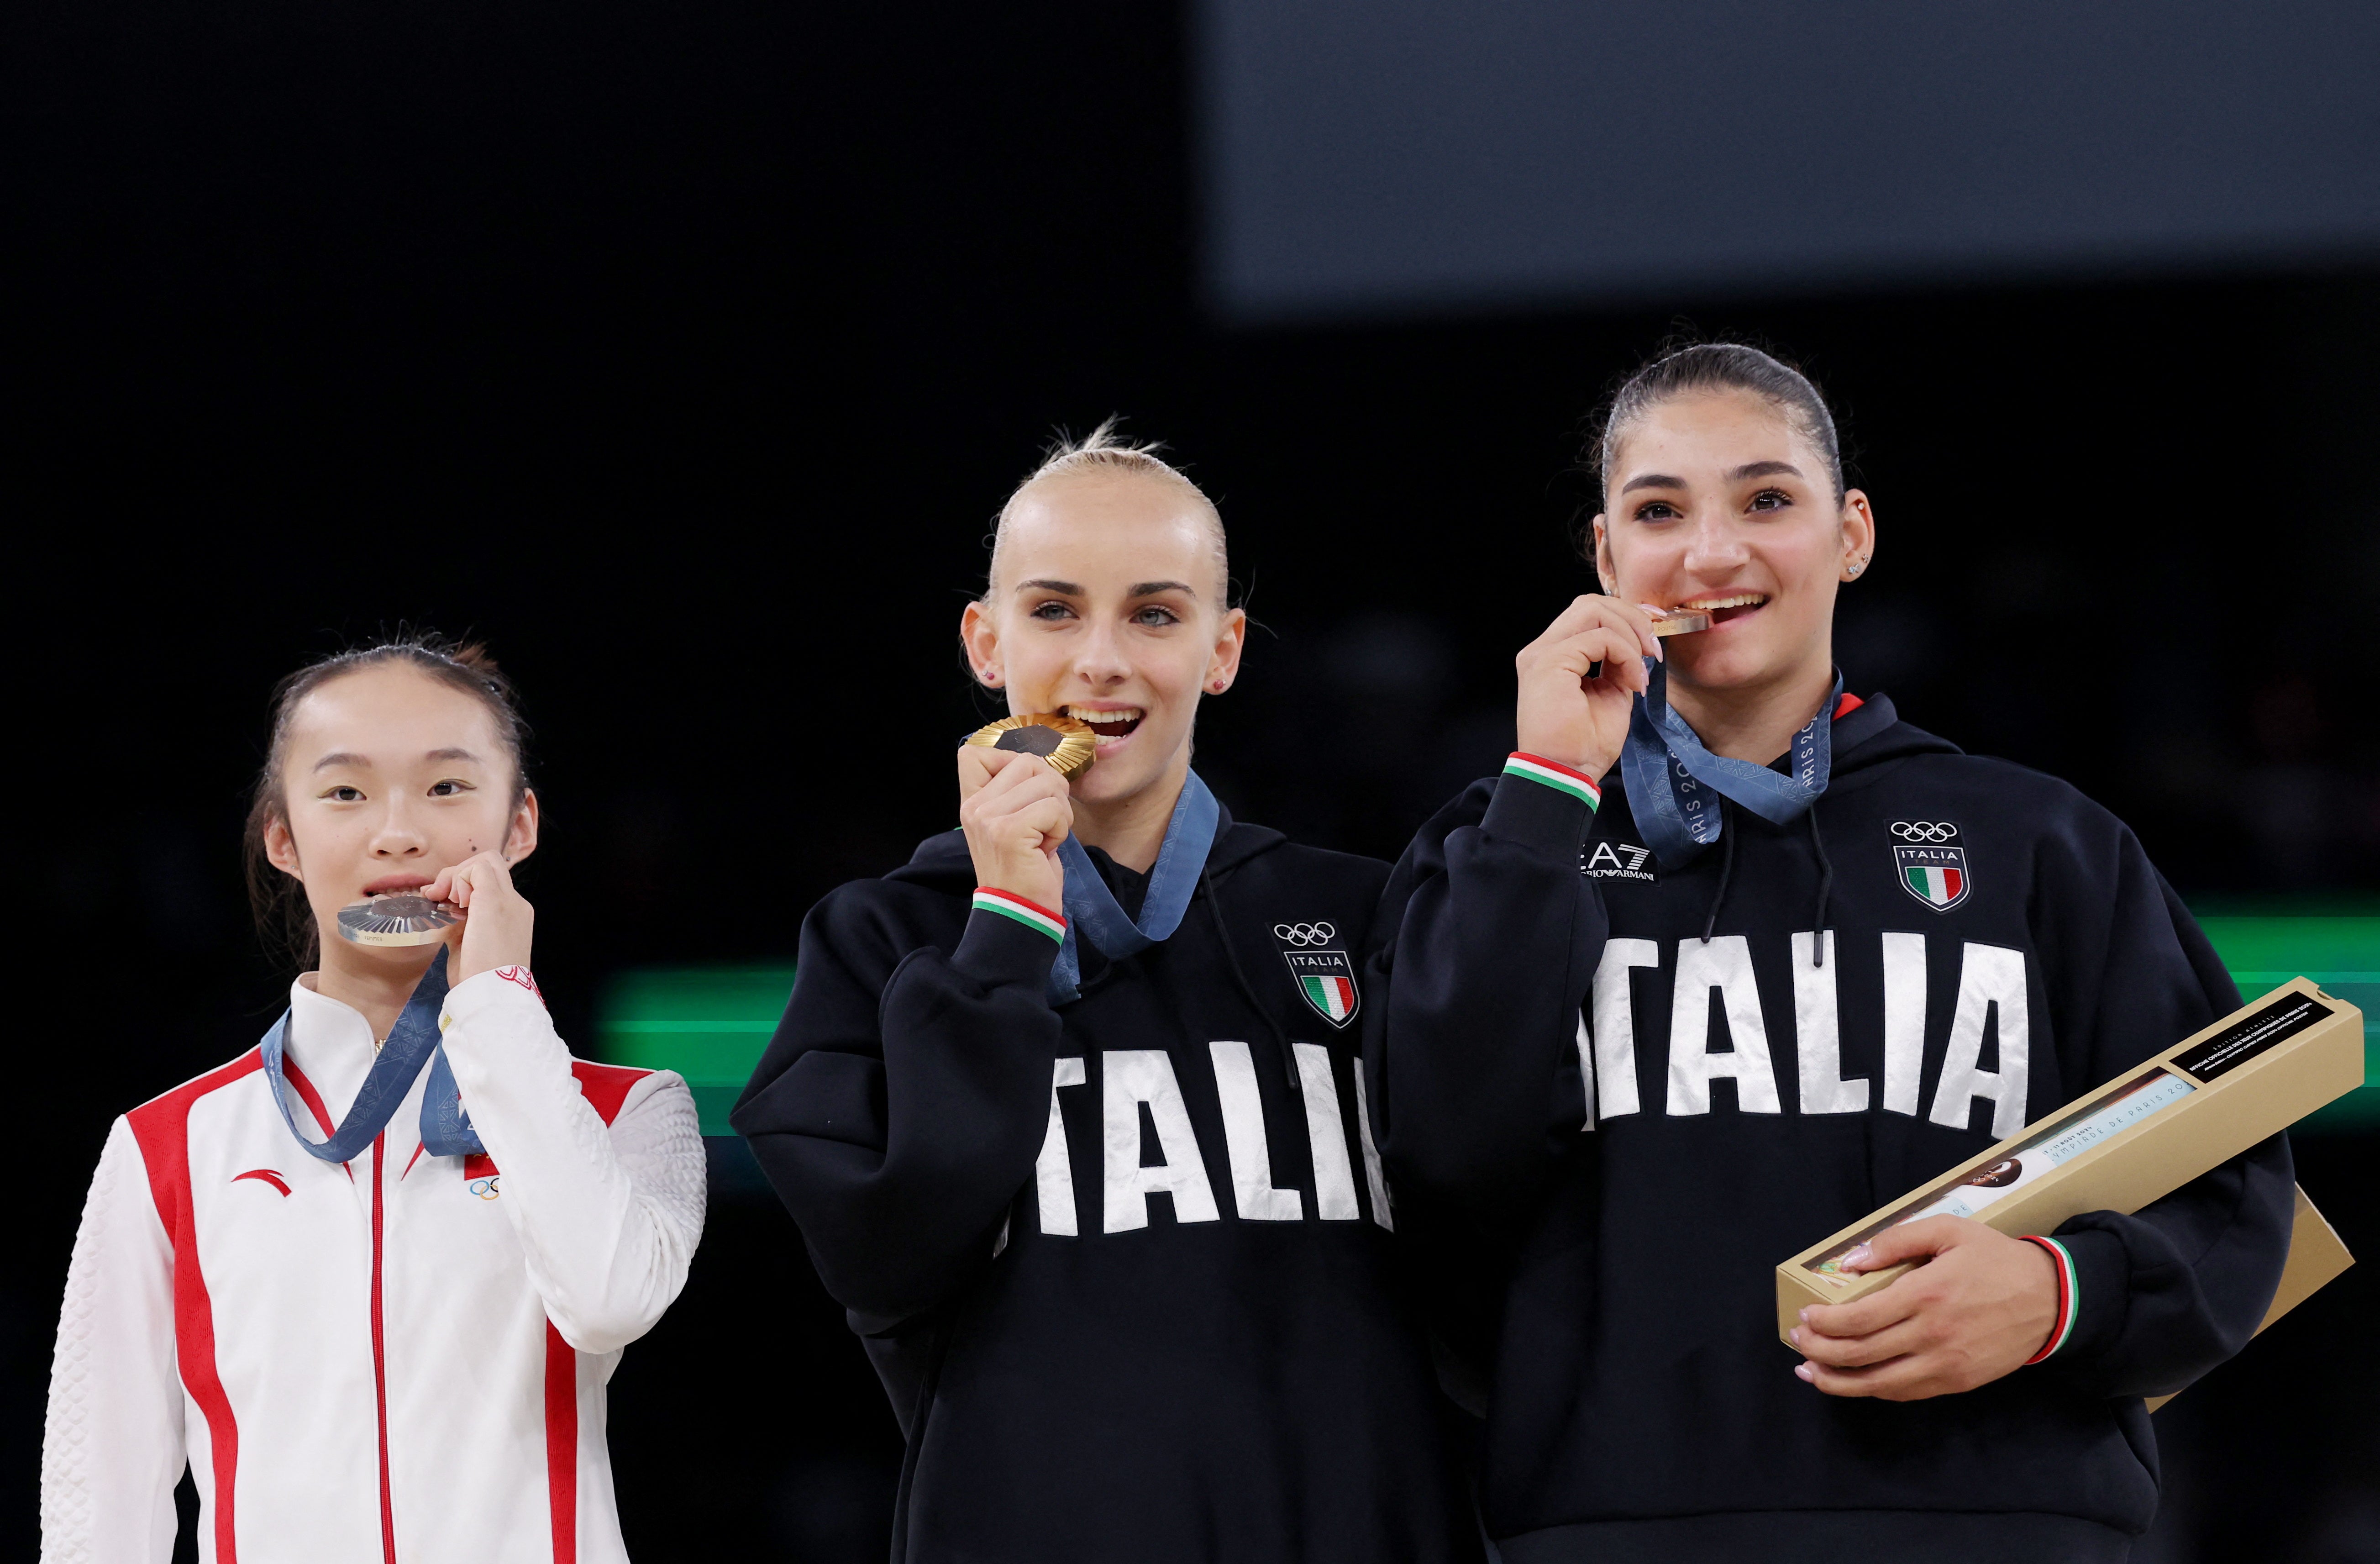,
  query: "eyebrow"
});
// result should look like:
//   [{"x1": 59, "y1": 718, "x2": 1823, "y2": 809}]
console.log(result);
[
  {"x1": 1619, "y1": 459, "x2": 1805, "y2": 496},
  {"x1": 311, "y1": 747, "x2": 483, "y2": 773},
  {"x1": 1130, "y1": 580, "x2": 1196, "y2": 599},
  {"x1": 1014, "y1": 578, "x2": 1082, "y2": 595},
  {"x1": 1618, "y1": 473, "x2": 1684, "y2": 495}
]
